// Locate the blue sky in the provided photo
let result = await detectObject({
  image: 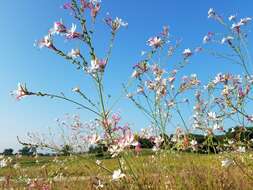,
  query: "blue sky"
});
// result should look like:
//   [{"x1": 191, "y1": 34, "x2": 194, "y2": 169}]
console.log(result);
[{"x1": 0, "y1": 0, "x2": 252, "y2": 152}]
